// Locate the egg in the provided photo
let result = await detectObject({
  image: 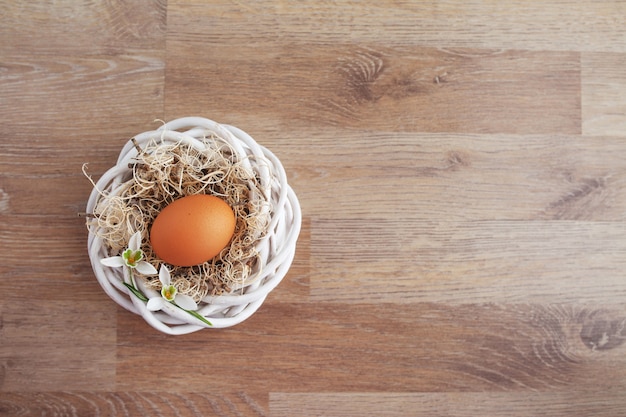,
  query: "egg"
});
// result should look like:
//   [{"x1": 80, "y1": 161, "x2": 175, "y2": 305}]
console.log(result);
[{"x1": 150, "y1": 194, "x2": 236, "y2": 267}]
